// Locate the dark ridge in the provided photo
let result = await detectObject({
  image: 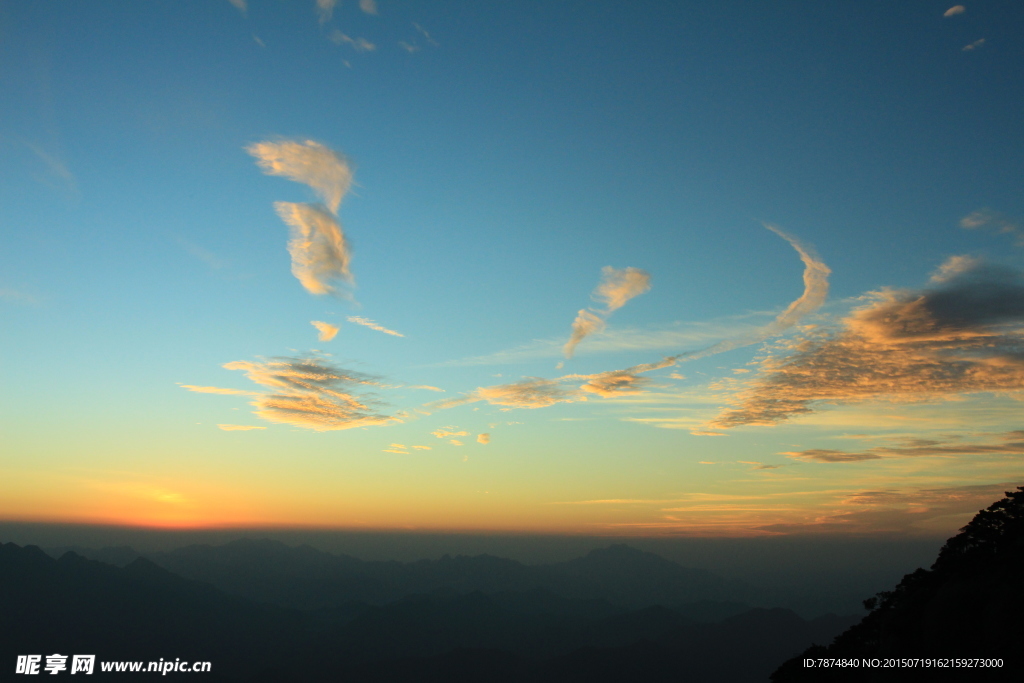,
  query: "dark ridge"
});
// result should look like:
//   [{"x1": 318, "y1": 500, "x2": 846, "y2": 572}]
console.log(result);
[{"x1": 771, "y1": 485, "x2": 1024, "y2": 682}]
